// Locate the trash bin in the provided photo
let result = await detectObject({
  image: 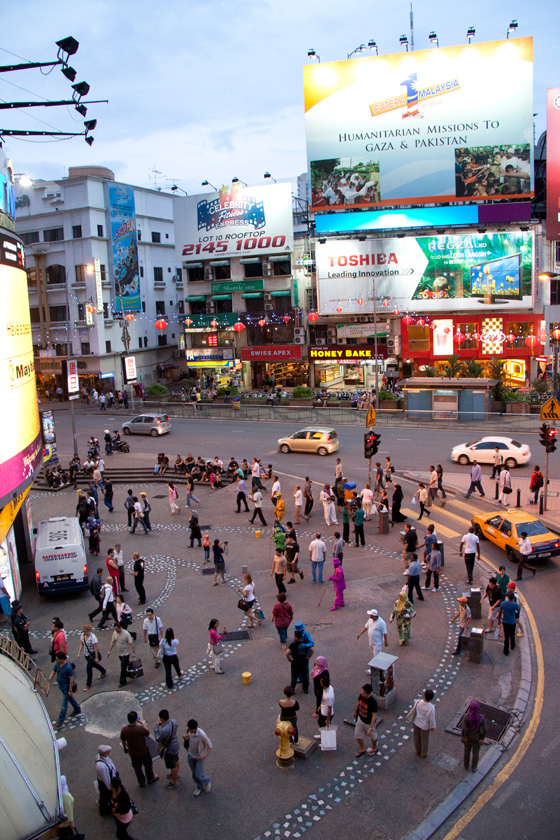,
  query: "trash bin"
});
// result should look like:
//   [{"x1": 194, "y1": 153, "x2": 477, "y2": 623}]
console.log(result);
[
  {"x1": 466, "y1": 587, "x2": 482, "y2": 620},
  {"x1": 436, "y1": 540, "x2": 445, "y2": 568},
  {"x1": 466, "y1": 627, "x2": 484, "y2": 663},
  {"x1": 233, "y1": 397, "x2": 240, "y2": 410},
  {"x1": 378, "y1": 510, "x2": 390, "y2": 534}
]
